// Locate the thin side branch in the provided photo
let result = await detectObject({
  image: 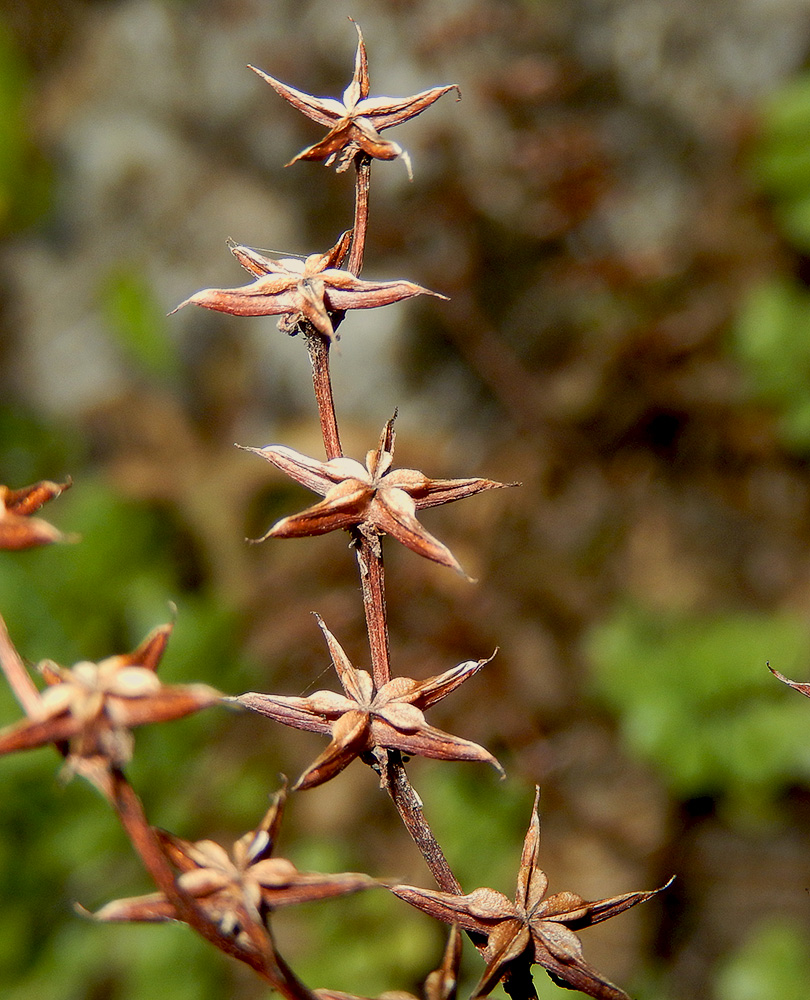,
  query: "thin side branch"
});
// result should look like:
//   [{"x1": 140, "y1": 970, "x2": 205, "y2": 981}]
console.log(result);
[
  {"x1": 0, "y1": 612, "x2": 41, "y2": 716},
  {"x1": 108, "y1": 768, "x2": 314, "y2": 999}
]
